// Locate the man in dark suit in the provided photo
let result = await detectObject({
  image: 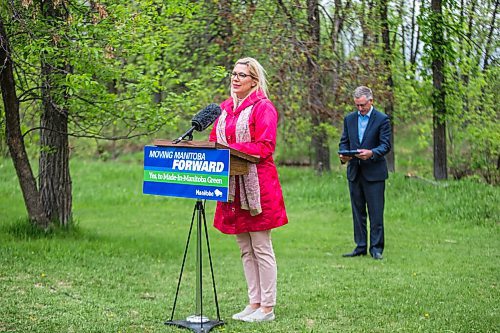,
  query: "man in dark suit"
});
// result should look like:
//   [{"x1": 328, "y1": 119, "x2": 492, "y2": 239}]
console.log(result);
[{"x1": 339, "y1": 86, "x2": 391, "y2": 260}]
